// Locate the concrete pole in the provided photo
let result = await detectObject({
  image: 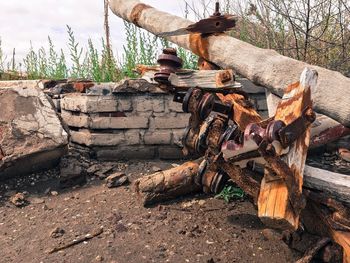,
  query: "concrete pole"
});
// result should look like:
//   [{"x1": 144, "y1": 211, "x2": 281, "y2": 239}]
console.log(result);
[{"x1": 109, "y1": 0, "x2": 350, "y2": 127}]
